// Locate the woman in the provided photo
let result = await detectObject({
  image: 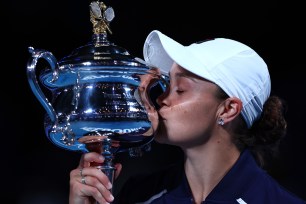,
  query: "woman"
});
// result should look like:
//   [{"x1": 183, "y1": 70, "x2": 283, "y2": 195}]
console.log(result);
[{"x1": 69, "y1": 30, "x2": 305, "y2": 204}]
